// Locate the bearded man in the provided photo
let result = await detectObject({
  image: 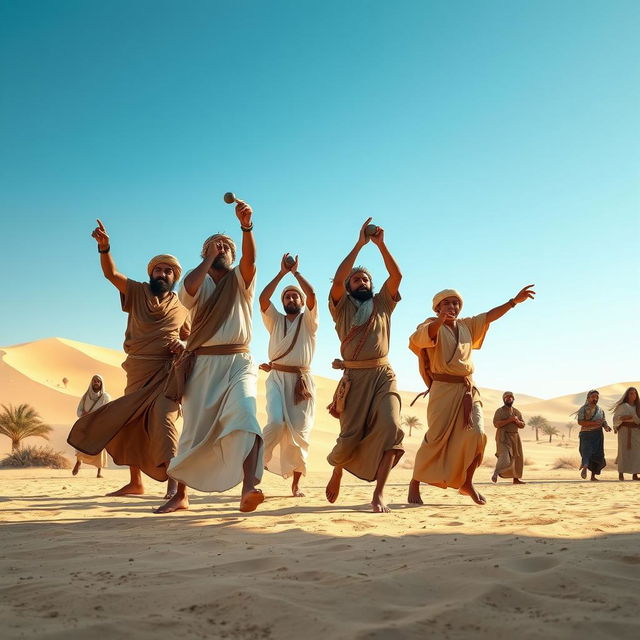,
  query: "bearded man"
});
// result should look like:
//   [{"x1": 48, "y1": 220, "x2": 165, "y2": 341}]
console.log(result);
[
  {"x1": 576, "y1": 389, "x2": 611, "y2": 480},
  {"x1": 258, "y1": 254, "x2": 317, "y2": 497},
  {"x1": 68, "y1": 219, "x2": 188, "y2": 498},
  {"x1": 156, "y1": 200, "x2": 264, "y2": 514},
  {"x1": 408, "y1": 285, "x2": 535, "y2": 505},
  {"x1": 491, "y1": 391, "x2": 526, "y2": 484},
  {"x1": 325, "y1": 218, "x2": 404, "y2": 513},
  {"x1": 72, "y1": 374, "x2": 111, "y2": 478}
]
